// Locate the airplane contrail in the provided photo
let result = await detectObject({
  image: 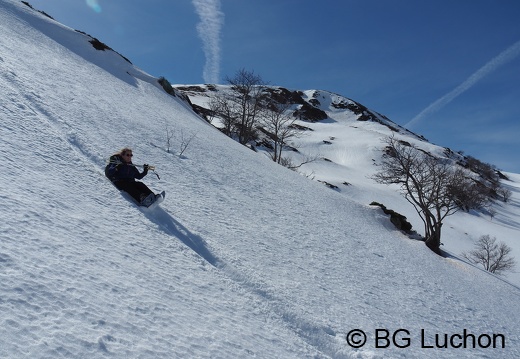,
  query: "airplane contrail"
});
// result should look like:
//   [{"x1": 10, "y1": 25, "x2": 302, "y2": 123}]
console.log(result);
[
  {"x1": 86, "y1": 0, "x2": 102, "y2": 13},
  {"x1": 192, "y1": 0, "x2": 224, "y2": 84},
  {"x1": 405, "y1": 39, "x2": 520, "y2": 129}
]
